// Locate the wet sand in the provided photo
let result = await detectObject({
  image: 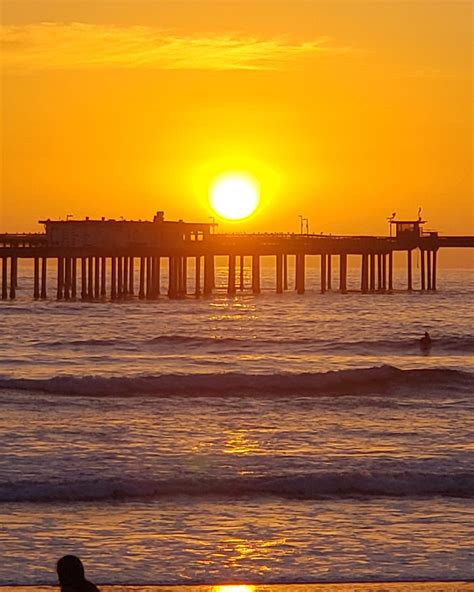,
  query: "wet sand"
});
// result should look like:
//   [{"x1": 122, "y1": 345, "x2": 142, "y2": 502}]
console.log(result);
[{"x1": 1, "y1": 582, "x2": 473, "y2": 592}]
